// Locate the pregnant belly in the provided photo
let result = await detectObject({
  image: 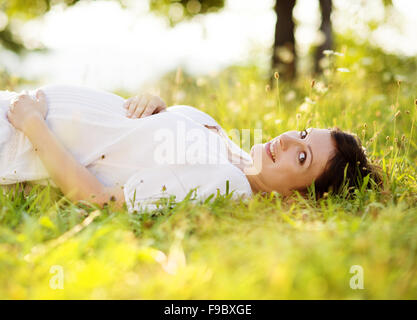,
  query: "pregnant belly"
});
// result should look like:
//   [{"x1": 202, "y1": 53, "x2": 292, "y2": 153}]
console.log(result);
[
  {"x1": 41, "y1": 84, "x2": 150, "y2": 166},
  {"x1": 40, "y1": 84, "x2": 127, "y2": 117},
  {"x1": 0, "y1": 85, "x2": 134, "y2": 181}
]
